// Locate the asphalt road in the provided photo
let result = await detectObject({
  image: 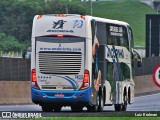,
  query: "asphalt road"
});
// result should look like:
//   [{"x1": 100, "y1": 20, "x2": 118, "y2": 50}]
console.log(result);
[{"x1": 0, "y1": 93, "x2": 160, "y2": 117}]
